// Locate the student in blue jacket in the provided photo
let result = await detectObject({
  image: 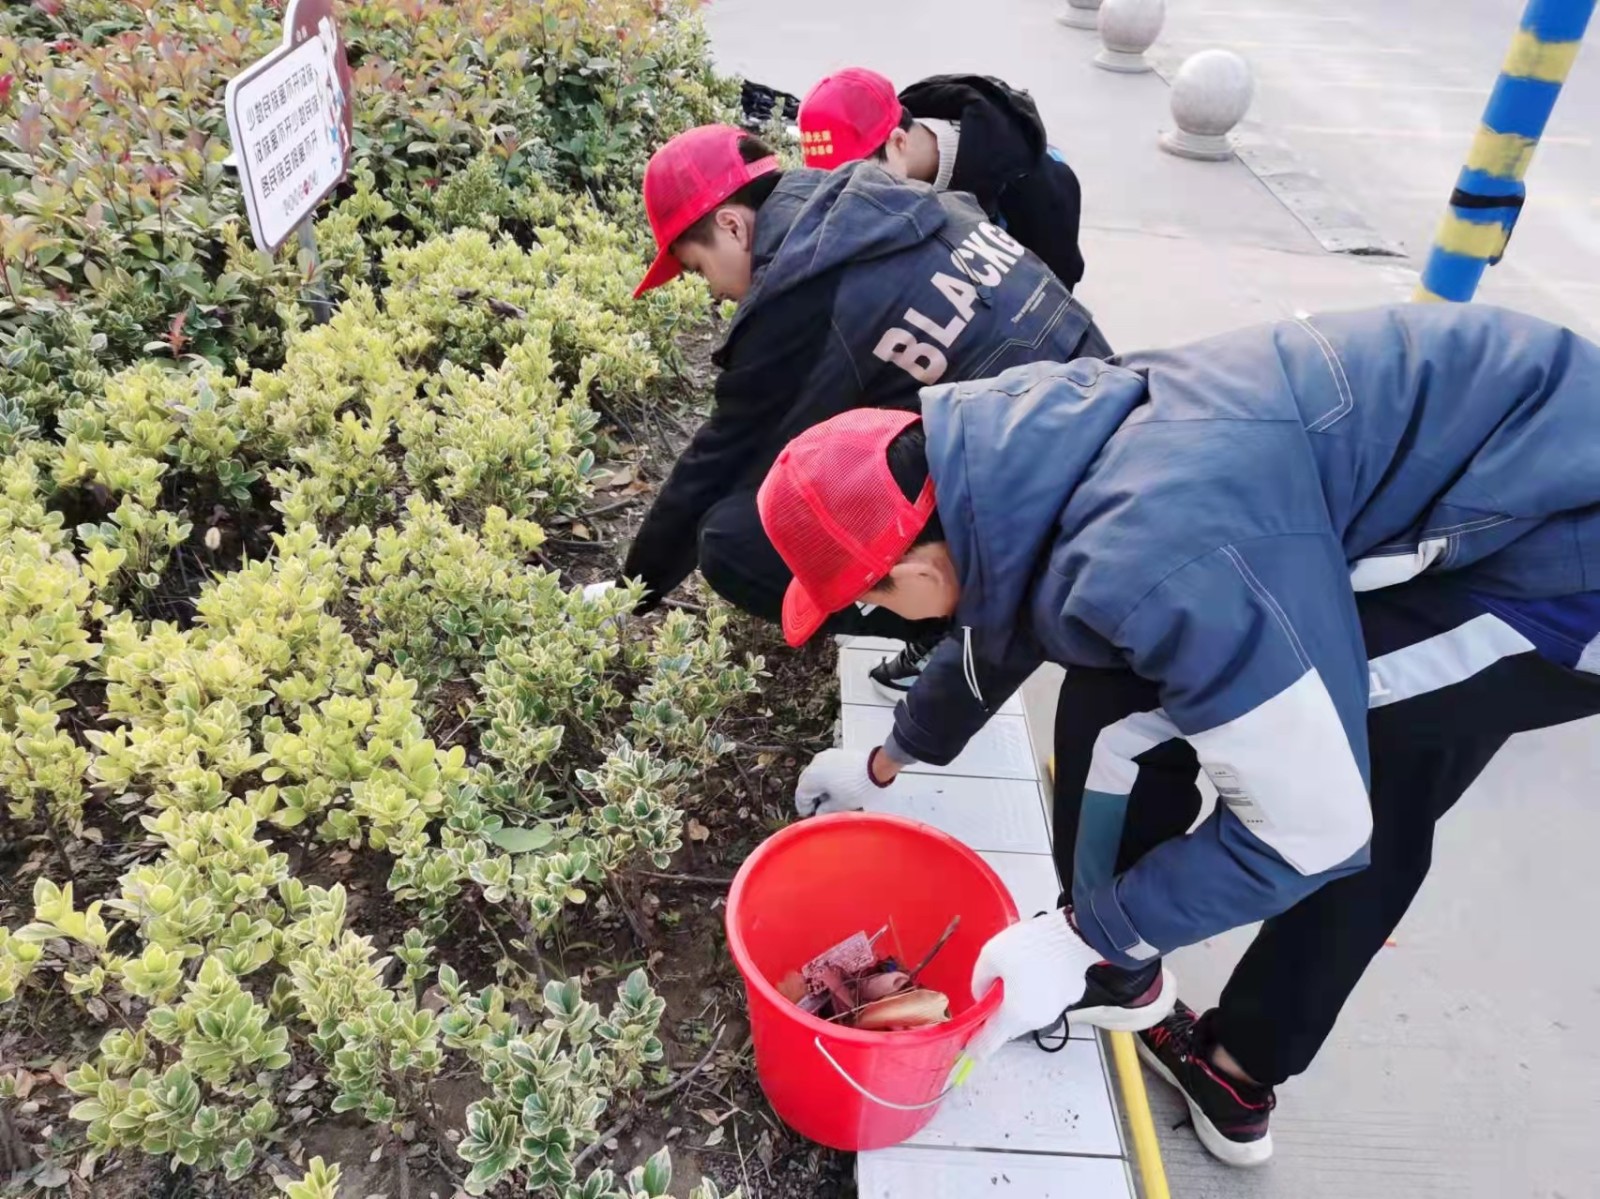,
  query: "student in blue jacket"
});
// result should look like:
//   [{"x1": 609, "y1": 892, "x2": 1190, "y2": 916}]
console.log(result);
[{"x1": 756, "y1": 303, "x2": 1600, "y2": 1164}]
